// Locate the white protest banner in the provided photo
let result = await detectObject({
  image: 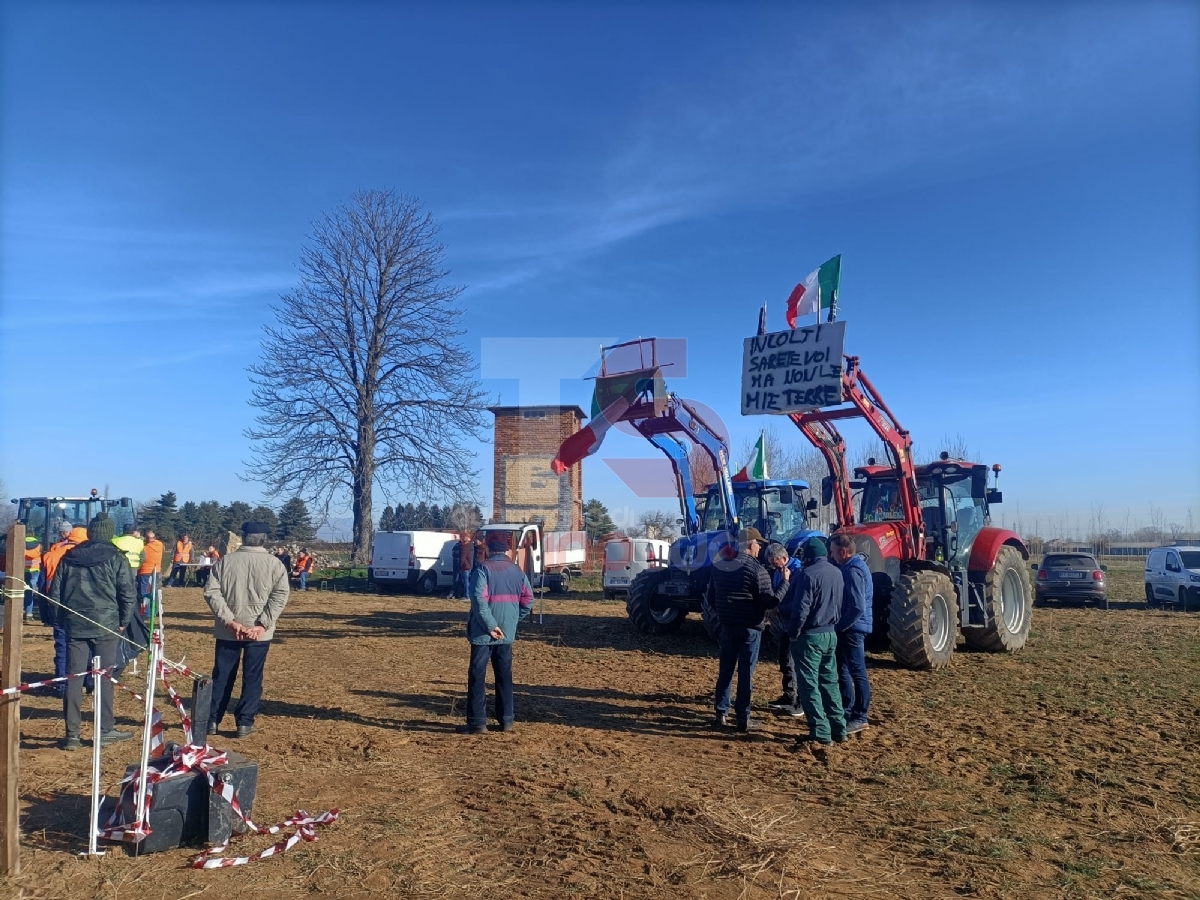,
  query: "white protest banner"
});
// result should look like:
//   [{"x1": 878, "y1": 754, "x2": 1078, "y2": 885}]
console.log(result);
[{"x1": 741, "y1": 321, "x2": 847, "y2": 415}]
